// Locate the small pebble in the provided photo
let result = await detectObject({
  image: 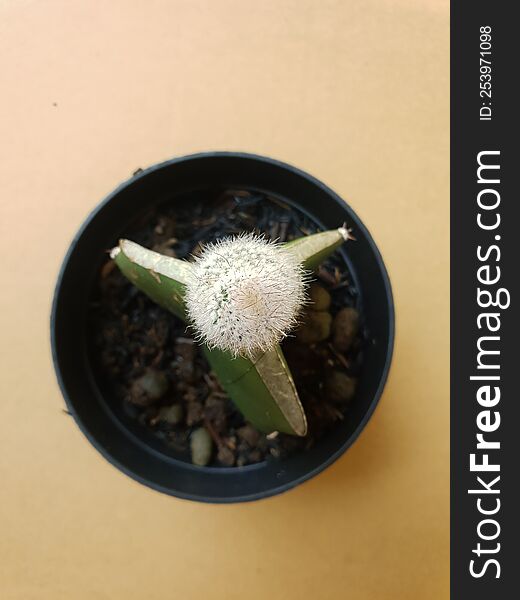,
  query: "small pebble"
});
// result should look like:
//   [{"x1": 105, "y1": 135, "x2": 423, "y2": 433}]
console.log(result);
[
  {"x1": 248, "y1": 449, "x2": 263, "y2": 463},
  {"x1": 269, "y1": 447, "x2": 281, "y2": 458},
  {"x1": 325, "y1": 370, "x2": 357, "y2": 404},
  {"x1": 226, "y1": 435, "x2": 237, "y2": 450},
  {"x1": 190, "y1": 427, "x2": 213, "y2": 466},
  {"x1": 237, "y1": 424, "x2": 261, "y2": 447},
  {"x1": 237, "y1": 440, "x2": 250, "y2": 455},
  {"x1": 128, "y1": 369, "x2": 169, "y2": 406},
  {"x1": 236, "y1": 455, "x2": 247, "y2": 467},
  {"x1": 174, "y1": 338, "x2": 196, "y2": 382},
  {"x1": 295, "y1": 310, "x2": 332, "y2": 344},
  {"x1": 156, "y1": 404, "x2": 183, "y2": 425},
  {"x1": 204, "y1": 396, "x2": 227, "y2": 432},
  {"x1": 332, "y1": 307, "x2": 359, "y2": 353},
  {"x1": 186, "y1": 401, "x2": 204, "y2": 426},
  {"x1": 308, "y1": 283, "x2": 331, "y2": 311},
  {"x1": 217, "y1": 445, "x2": 235, "y2": 467}
]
